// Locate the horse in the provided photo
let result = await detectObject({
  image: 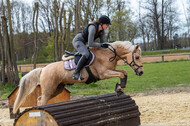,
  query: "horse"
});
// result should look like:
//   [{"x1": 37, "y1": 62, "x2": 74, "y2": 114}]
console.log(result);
[{"x1": 13, "y1": 41, "x2": 144, "y2": 114}]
